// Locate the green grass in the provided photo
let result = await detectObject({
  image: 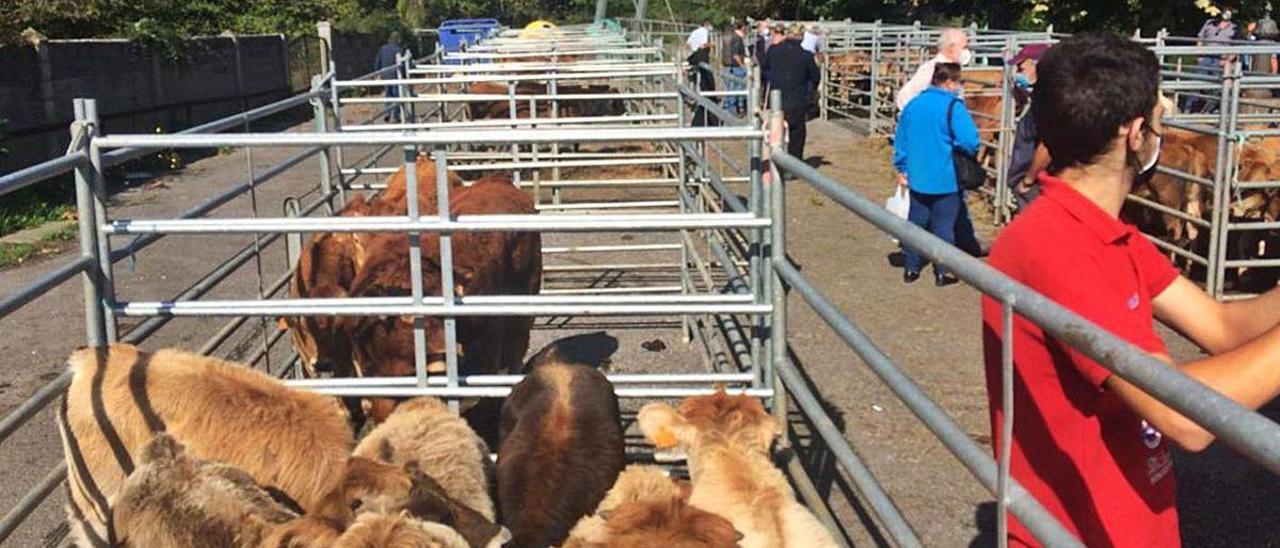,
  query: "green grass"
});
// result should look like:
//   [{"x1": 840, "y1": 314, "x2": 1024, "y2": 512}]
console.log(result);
[
  {"x1": 0, "y1": 243, "x2": 36, "y2": 269},
  {"x1": 0, "y1": 223, "x2": 79, "y2": 269},
  {"x1": 0, "y1": 191, "x2": 74, "y2": 238}
]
